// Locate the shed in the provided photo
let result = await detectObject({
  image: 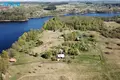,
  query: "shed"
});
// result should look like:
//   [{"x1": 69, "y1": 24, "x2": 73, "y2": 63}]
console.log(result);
[
  {"x1": 9, "y1": 58, "x2": 17, "y2": 62},
  {"x1": 57, "y1": 54, "x2": 65, "y2": 58}
]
